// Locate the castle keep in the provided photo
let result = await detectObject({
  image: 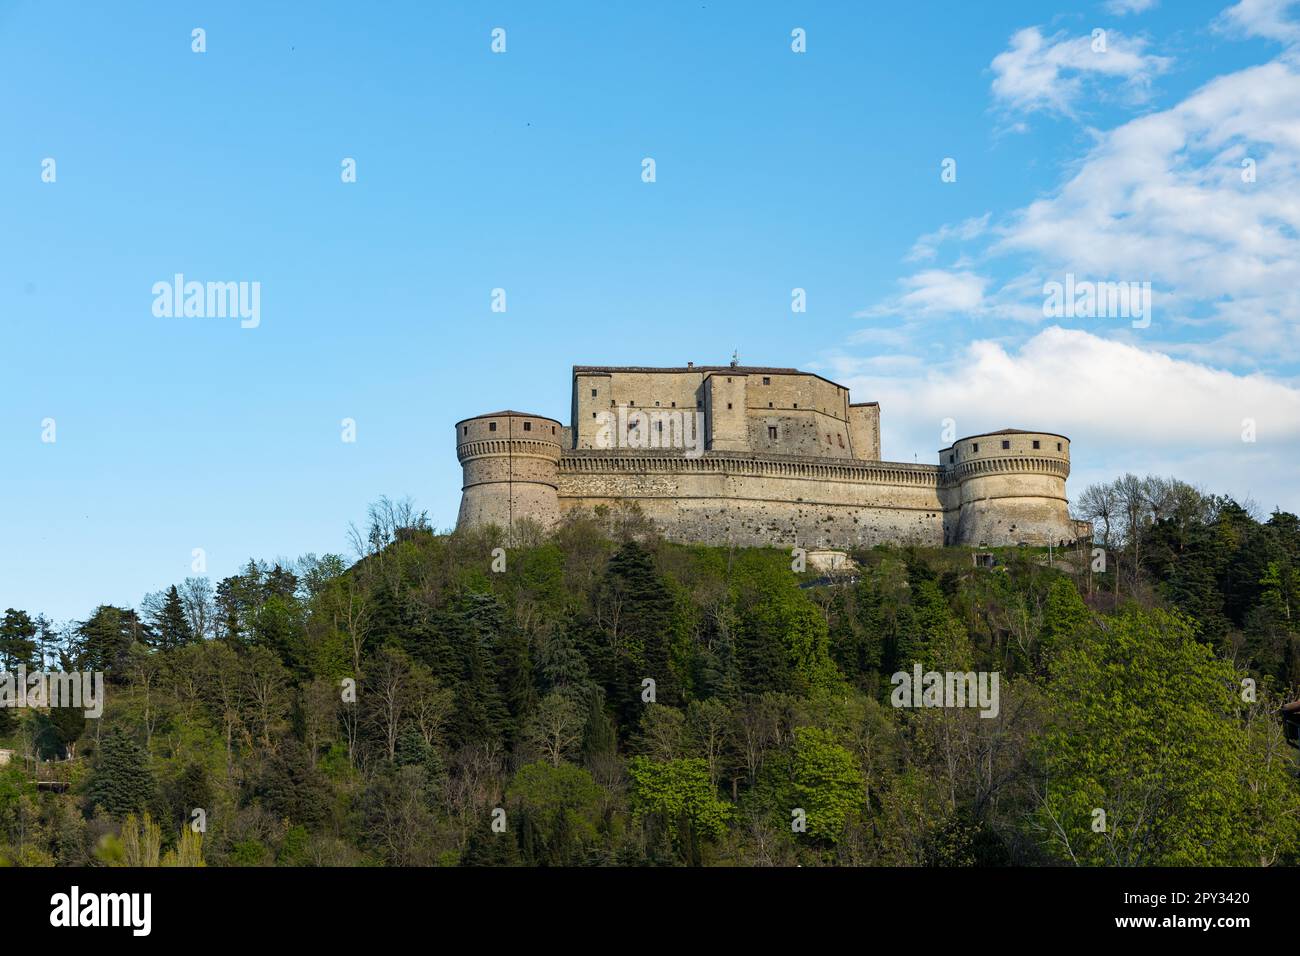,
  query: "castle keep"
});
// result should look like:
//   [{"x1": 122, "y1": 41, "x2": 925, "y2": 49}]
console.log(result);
[{"x1": 455, "y1": 363, "x2": 1082, "y2": 549}]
